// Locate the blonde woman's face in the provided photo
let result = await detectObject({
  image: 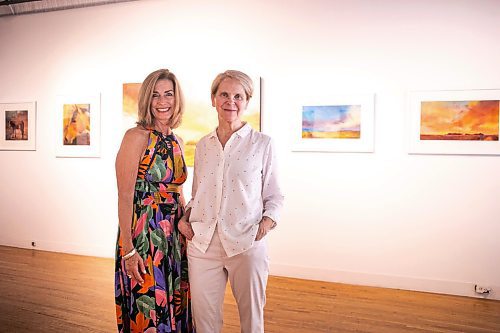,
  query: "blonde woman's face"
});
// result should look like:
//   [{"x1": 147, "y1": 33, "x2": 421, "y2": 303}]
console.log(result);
[
  {"x1": 211, "y1": 78, "x2": 248, "y2": 125},
  {"x1": 150, "y1": 79, "x2": 175, "y2": 124}
]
